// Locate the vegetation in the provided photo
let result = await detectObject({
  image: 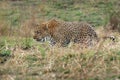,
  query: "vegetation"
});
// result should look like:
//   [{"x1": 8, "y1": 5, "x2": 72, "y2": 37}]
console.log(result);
[{"x1": 0, "y1": 0, "x2": 120, "y2": 80}]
